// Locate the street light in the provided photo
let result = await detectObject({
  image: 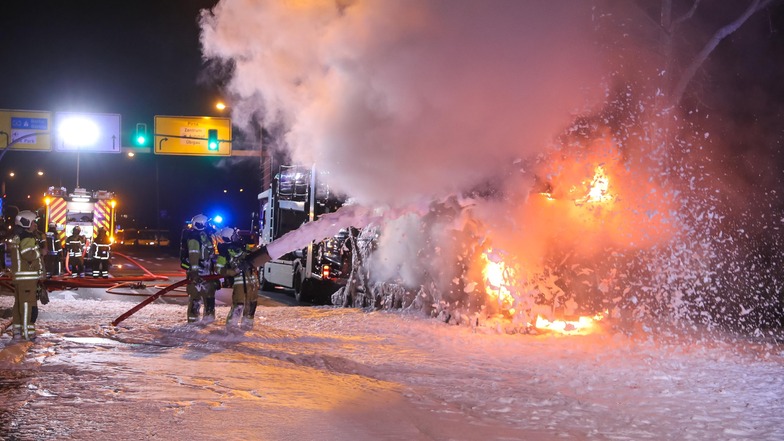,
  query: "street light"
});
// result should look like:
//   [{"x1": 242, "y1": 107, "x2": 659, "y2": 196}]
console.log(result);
[{"x1": 58, "y1": 117, "x2": 99, "y2": 189}]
